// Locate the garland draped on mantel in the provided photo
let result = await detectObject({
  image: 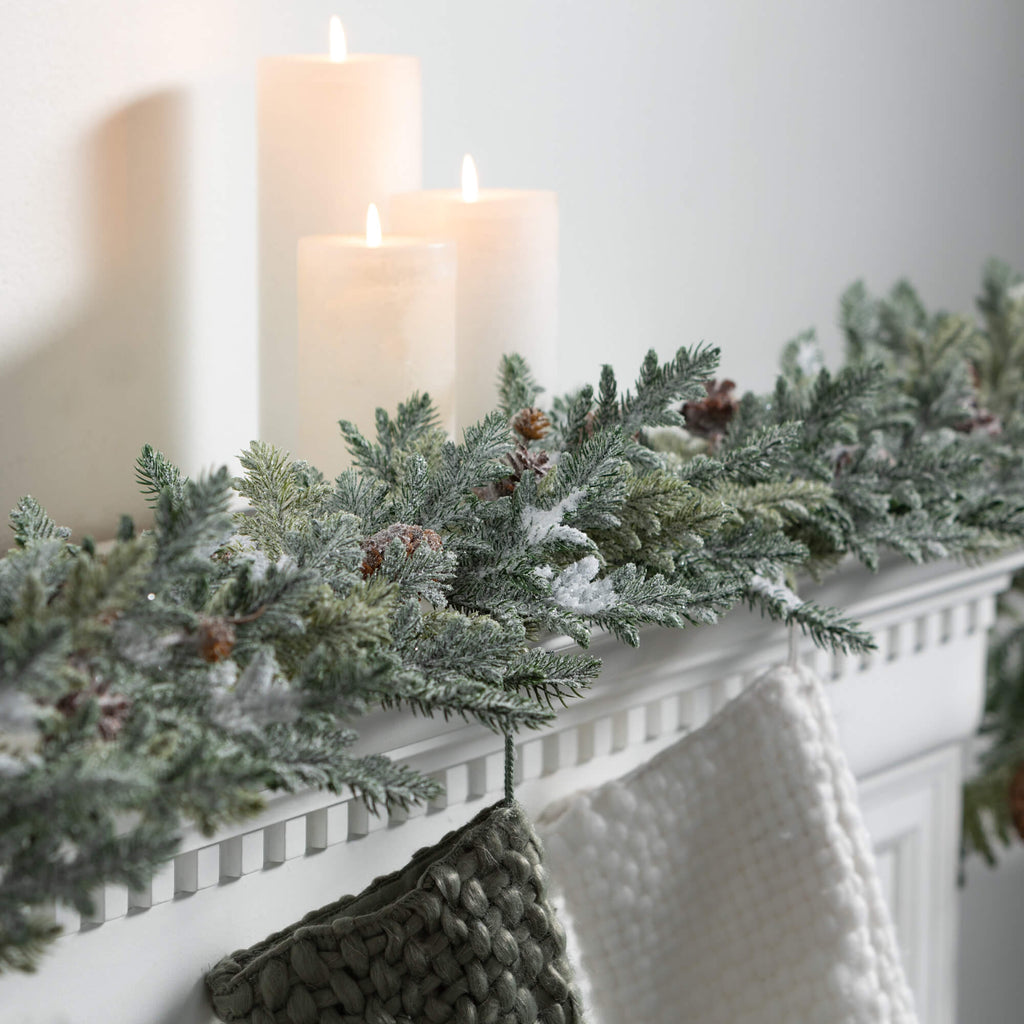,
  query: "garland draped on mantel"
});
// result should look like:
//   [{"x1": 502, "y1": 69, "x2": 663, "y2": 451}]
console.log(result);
[{"x1": 2, "y1": 260, "x2": 1024, "y2": 972}]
